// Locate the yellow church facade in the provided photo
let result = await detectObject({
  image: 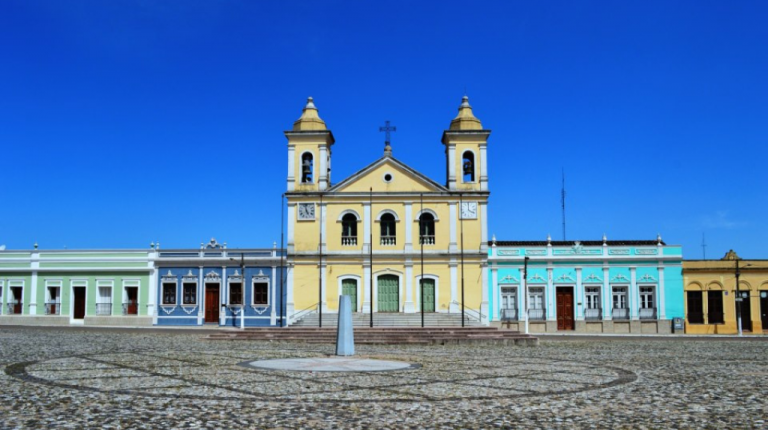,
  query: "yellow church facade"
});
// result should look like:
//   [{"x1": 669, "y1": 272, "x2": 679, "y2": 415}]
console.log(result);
[
  {"x1": 683, "y1": 250, "x2": 768, "y2": 334},
  {"x1": 284, "y1": 97, "x2": 490, "y2": 324}
]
